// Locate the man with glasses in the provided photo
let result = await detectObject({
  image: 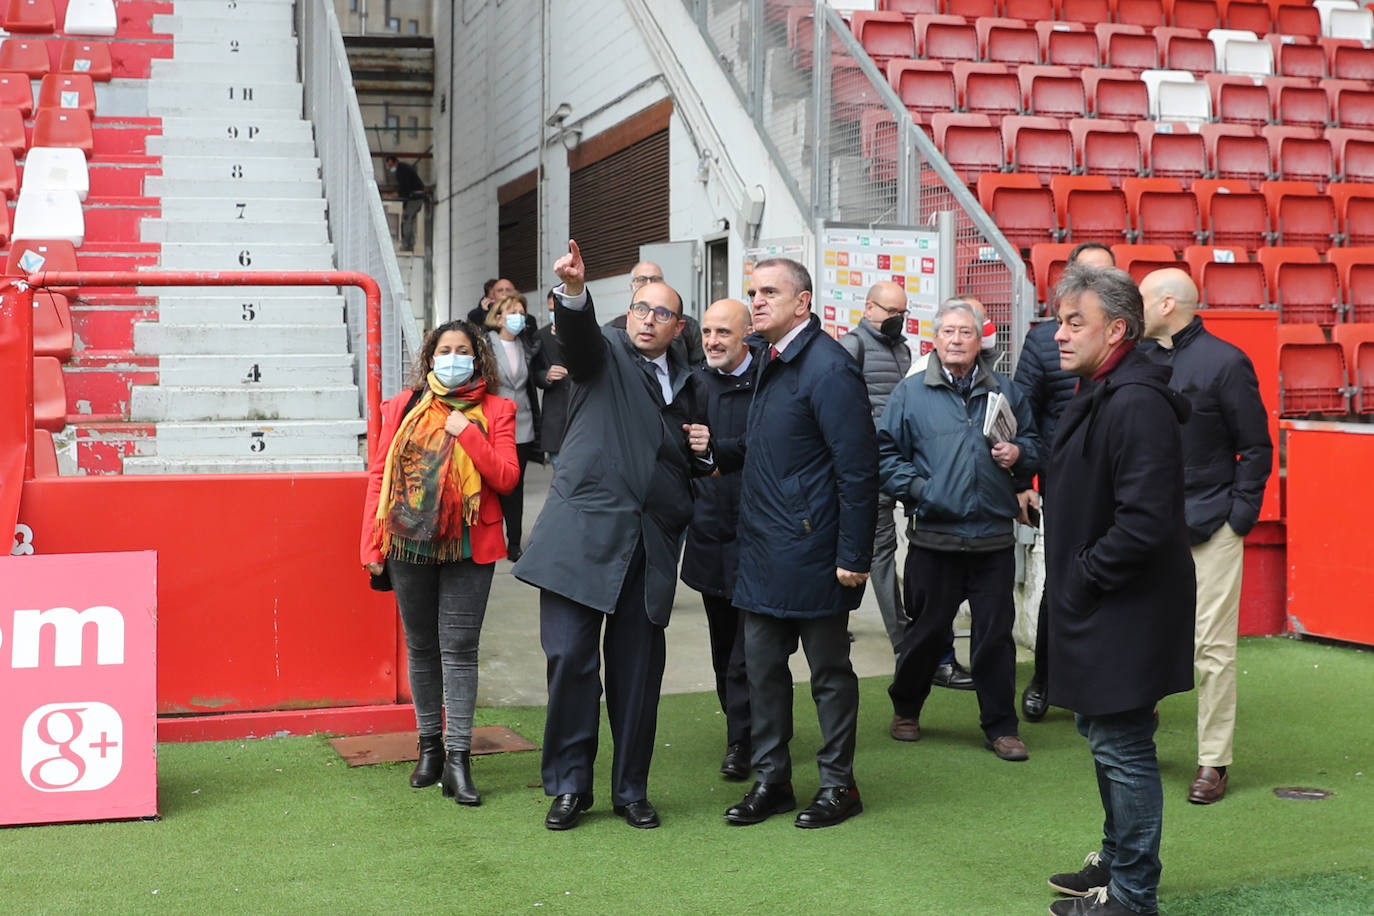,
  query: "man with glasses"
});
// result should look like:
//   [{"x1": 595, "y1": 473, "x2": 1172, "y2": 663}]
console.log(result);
[
  {"x1": 878, "y1": 299, "x2": 1038, "y2": 761},
  {"x1": 717, "y1": 258, "x2": 878, "y2": 829},
  {"x1": 608, "y1": 260, "x2": 705, "y2": 366},
  {"x1": 839, "y1": 281, "x2": 913, "y2": 654},
  {"x1": 514, "y1": 240, "x2": 712, "y2": 832}
]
